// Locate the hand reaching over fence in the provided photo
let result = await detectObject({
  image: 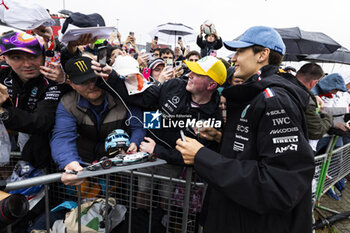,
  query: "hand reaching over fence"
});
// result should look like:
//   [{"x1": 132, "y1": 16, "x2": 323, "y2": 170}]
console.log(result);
[{"x1": 62, "y1": 161, "x2": 85, "y2": 186}]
